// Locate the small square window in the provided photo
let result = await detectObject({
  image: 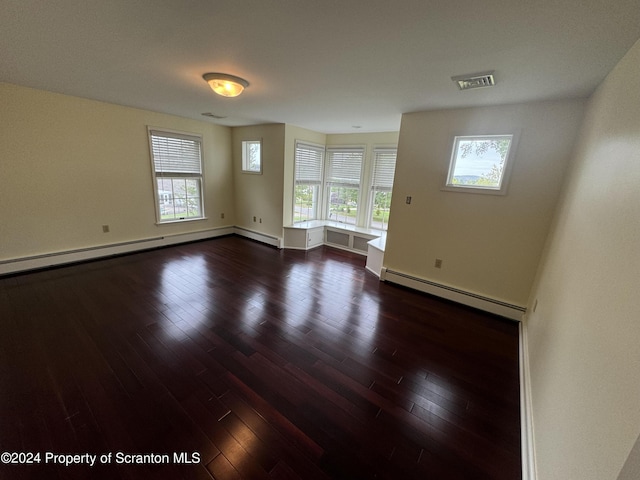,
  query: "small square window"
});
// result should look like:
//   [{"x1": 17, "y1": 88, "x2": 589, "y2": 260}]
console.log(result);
[
  {"x1": 444, "y1": 135, "x2": 515, "y2": 195},
  {"x1": 242, "y1": 140, "x2": 262, "y2": 174}
]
